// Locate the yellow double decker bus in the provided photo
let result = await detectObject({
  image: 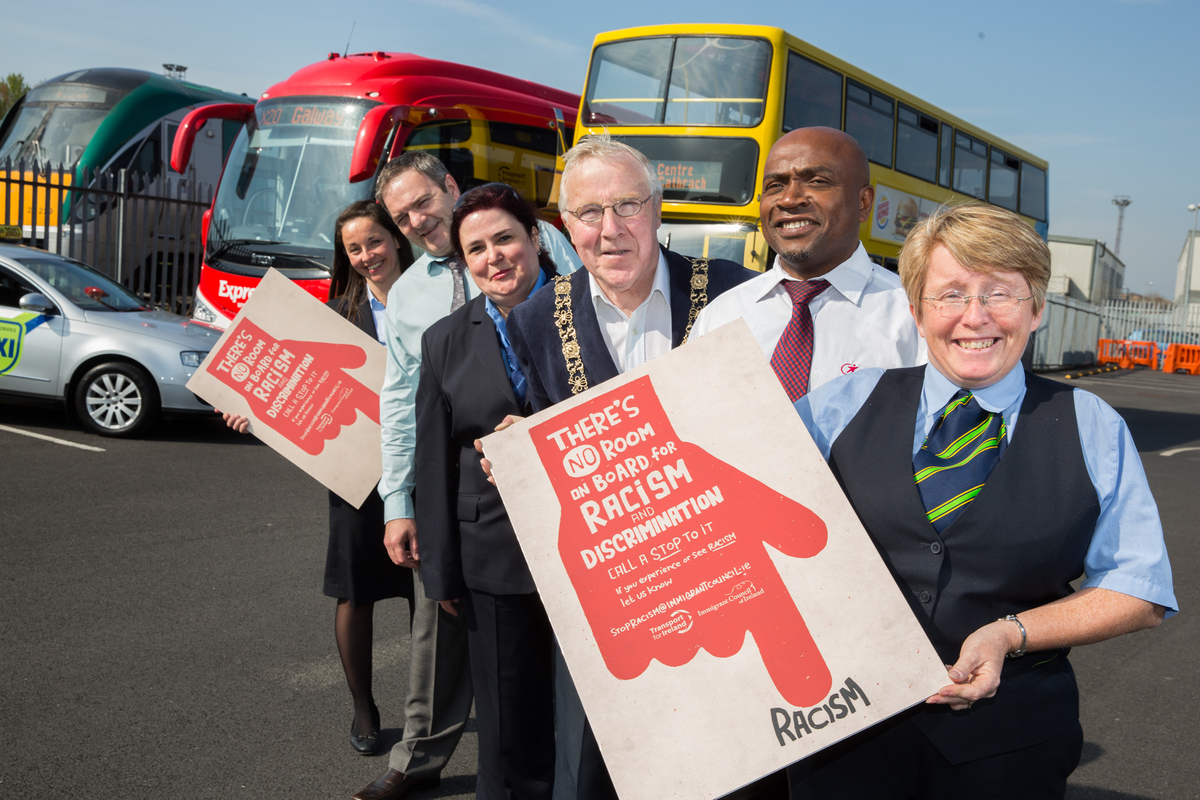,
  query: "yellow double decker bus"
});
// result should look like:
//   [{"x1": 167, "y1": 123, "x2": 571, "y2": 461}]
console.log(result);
[{"x1": 575, "y1": 24, "x2": 1049, "y2": 272}]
